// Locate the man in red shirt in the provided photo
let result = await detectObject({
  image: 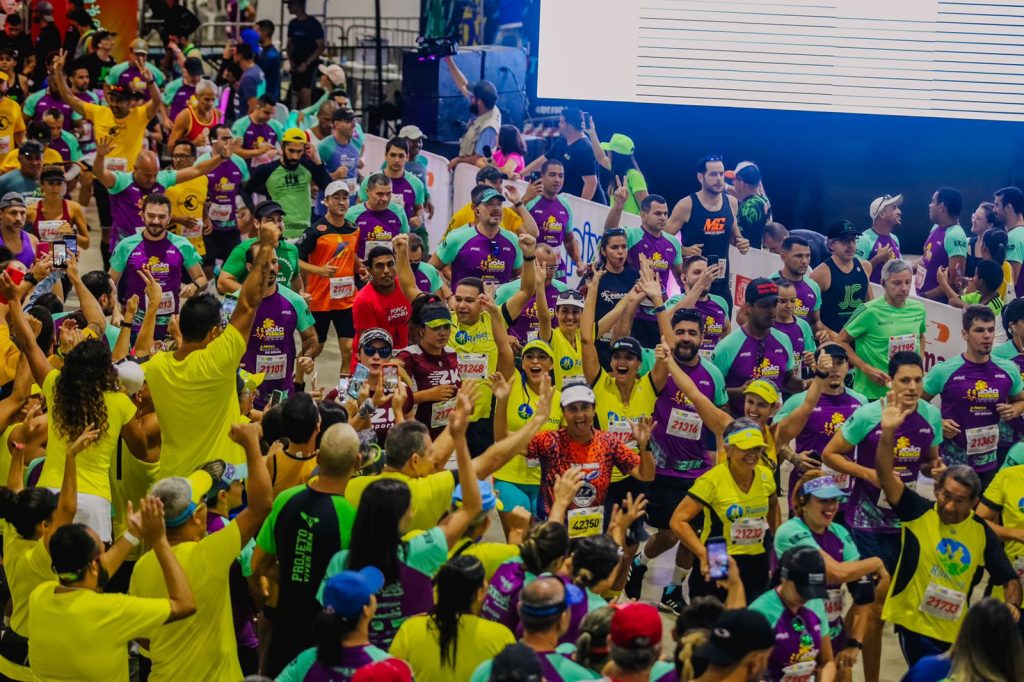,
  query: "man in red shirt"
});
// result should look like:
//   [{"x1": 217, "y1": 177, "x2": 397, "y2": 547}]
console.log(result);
[{"x1": 352, "y1": 246, "x2": 411, "y2": 363}]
